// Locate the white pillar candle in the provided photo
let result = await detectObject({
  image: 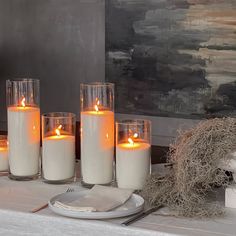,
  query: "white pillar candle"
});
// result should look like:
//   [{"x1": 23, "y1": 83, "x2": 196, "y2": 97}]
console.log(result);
[
  {"x1": 42, "y1": 135, "x2": 75, "y2": 181},
  {"x1": 7, "y1": 107, "x2": 40, "y2": 176},
  {"x1": 81, "y1": 110, "x2": 114, "y2": 184},
  {"x1": 0, "y1": 146, "x2": 8, "y2": 172},
  {"x1": 116, "y1": 142, "x2": 151, "y2": 190}
]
